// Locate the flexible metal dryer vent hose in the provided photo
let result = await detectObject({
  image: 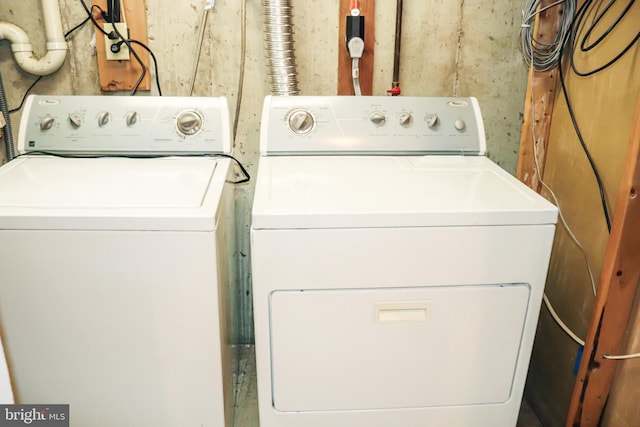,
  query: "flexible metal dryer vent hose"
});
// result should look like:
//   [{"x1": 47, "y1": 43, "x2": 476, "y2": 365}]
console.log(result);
[
  {"x1": 262, "y1": 0, "x2": 300, "y2": 95},
  {"x1": 0, "y1": 71, "x2": 15, "y2": 161}
]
